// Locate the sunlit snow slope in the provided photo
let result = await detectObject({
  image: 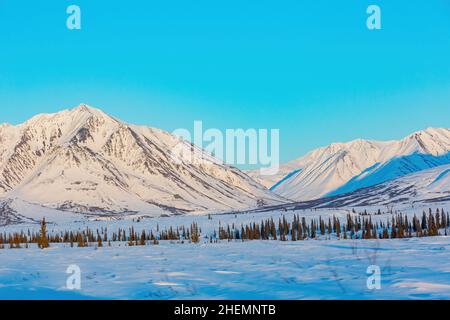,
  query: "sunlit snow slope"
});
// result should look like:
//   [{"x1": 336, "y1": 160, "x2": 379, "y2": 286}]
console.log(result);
[
  {"x1": 0, "y1": 104, "x2": 284, "y2": 216},
  {"x1": 248, "y1": 128, "x2": 450, "y2": 201},
  {"x1": 311, "y1": 164, "x2": 450, "y2": 208}
]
